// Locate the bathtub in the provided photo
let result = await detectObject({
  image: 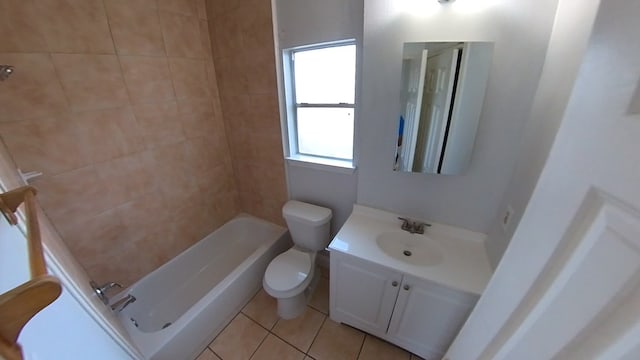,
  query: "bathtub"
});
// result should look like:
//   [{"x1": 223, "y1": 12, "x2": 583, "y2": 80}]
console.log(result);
[{"x1": 117, "y1": 214, "x2": 290, "y2": 360}]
